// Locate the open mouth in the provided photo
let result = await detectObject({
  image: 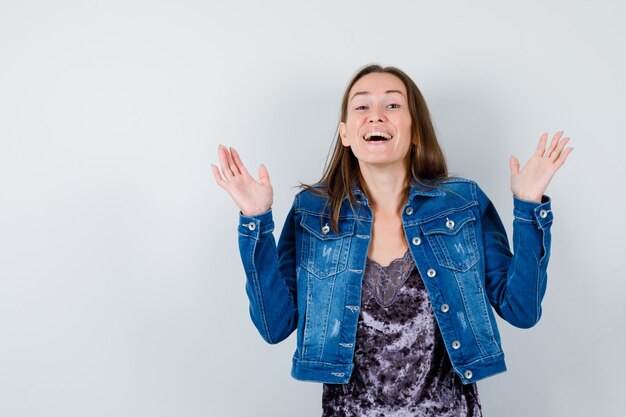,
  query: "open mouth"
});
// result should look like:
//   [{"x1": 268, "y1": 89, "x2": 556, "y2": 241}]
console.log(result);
[{"x1": 363, "y1": 131, "x2": 392, "y2": 142}]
